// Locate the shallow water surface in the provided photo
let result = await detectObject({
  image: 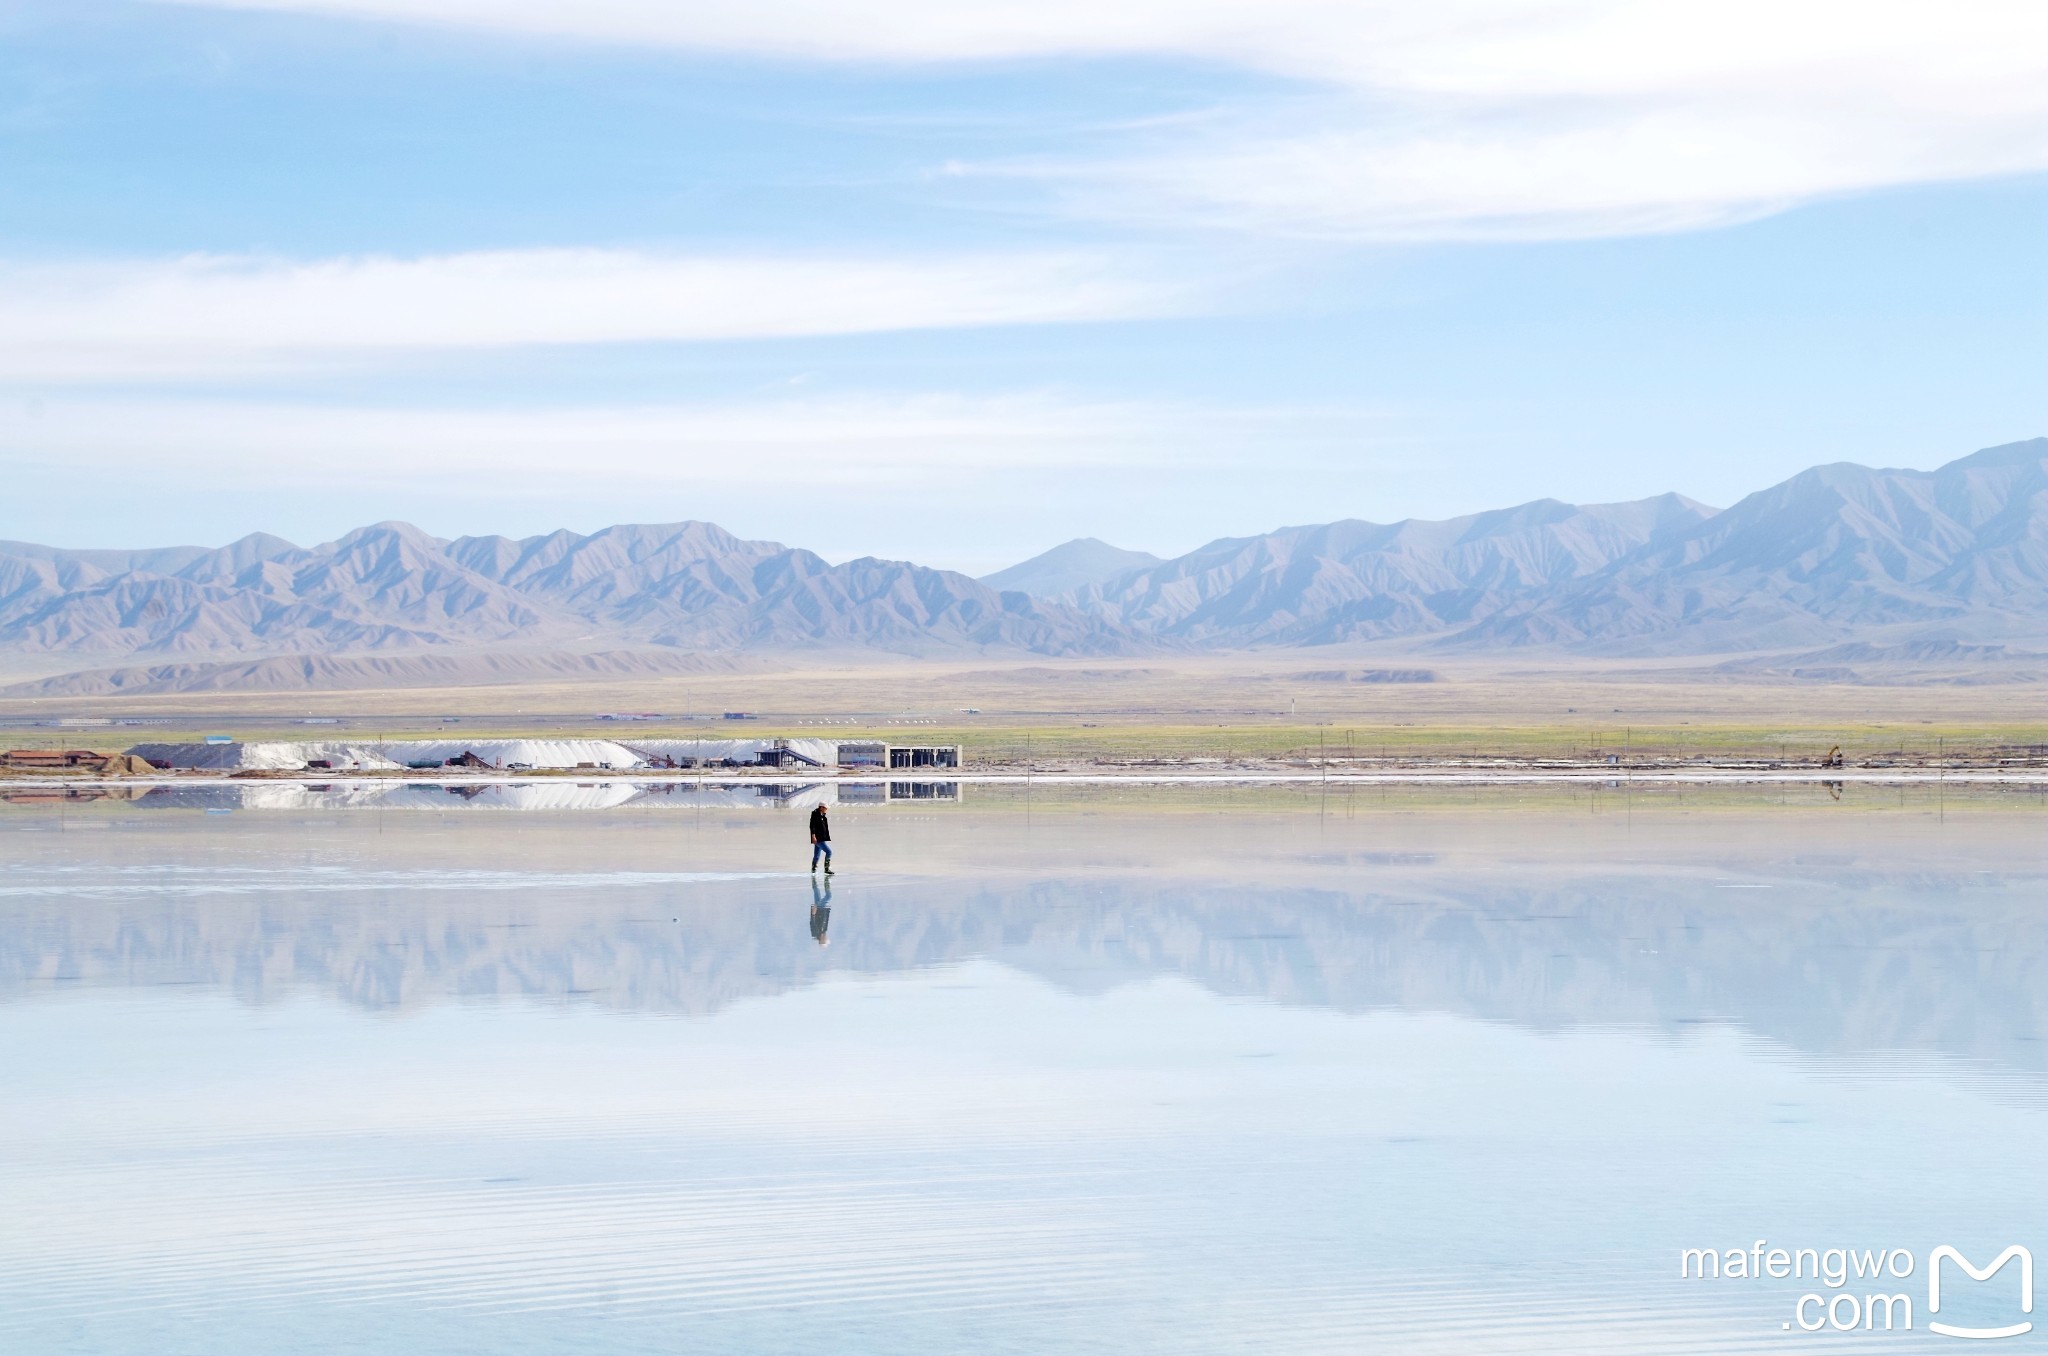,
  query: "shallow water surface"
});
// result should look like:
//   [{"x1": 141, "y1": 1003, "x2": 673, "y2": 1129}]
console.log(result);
[{"x1": 3, "y1": 784, "x2": 2045, "y2": 1353}]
